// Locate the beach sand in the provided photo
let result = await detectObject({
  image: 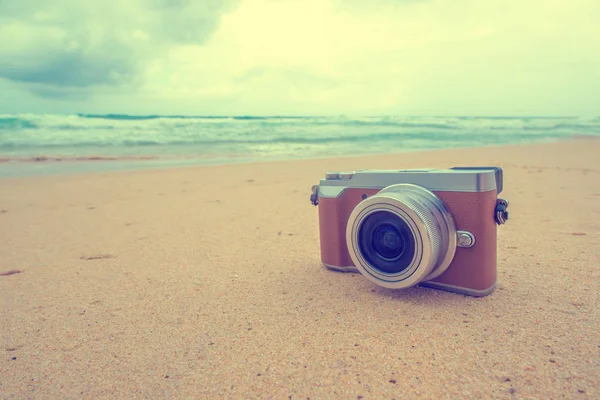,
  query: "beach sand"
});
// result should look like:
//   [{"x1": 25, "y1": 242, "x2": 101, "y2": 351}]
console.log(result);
[{"x1": 1, "y1": 139, "x2": 599, "y2": 399}]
